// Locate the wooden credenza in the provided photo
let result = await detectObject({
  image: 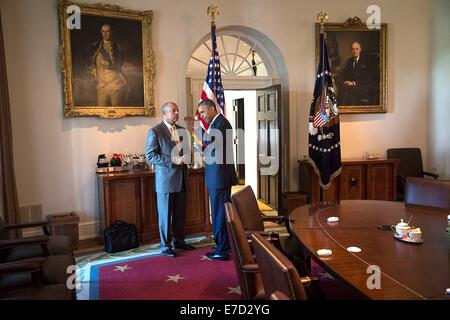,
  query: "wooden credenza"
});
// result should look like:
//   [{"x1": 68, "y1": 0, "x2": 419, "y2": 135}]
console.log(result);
[
  {"x1": 298, "y1": 158, "x2": 399, "y2": 203},
  {"x1": 97, "y1": 168, "x2": 211, "y2": 244}
]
